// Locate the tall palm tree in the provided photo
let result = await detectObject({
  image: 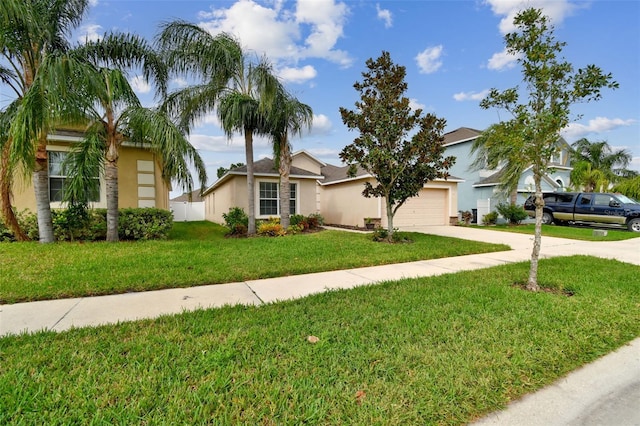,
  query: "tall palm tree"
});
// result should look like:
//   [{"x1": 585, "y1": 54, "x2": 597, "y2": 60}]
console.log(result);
[
  {"x1": 268, "y1": 90, "x2": 313, "y2": 229},
  {"x1": 58, "y1": 62, "x2": 207, "y2": 242},
  {"x1": 1, "y1": 0, "x2": 90, "y2": 242},
  {"x1": 158, "y1": 21, "x2": 280, "y2": 235},
  {"x1": 570, "y1": 138, "x2": 632, "y2": 190}
]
